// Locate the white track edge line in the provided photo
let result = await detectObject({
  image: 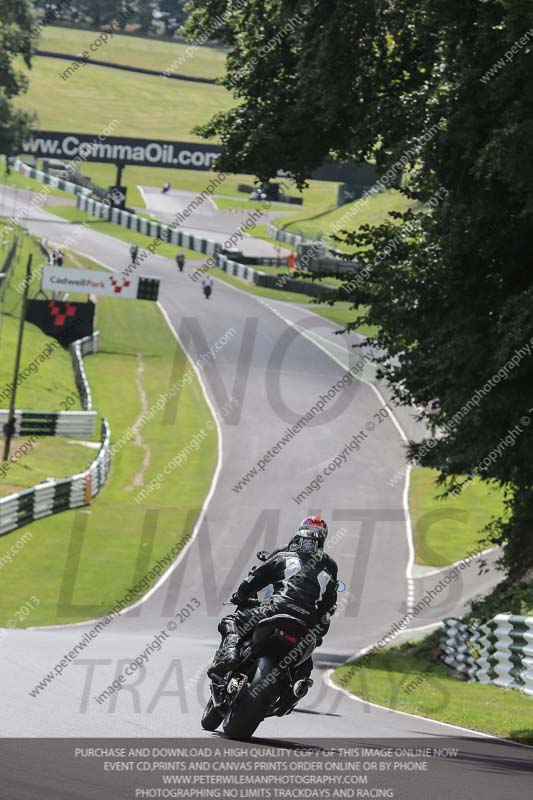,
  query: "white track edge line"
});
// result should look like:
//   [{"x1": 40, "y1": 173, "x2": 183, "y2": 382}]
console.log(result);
[
  {"x1": 125, "y1": 301, "x2": 224, "y2": 613},
  {"x1": 138, "y1": 186, "x2": 149, "y2": 209},
  {"x1": 324, "y1": 669, "x2": 533, "y2": 749},
  {"x1": 323, "y1": 669, "x2": 497, "y2": 739}
]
